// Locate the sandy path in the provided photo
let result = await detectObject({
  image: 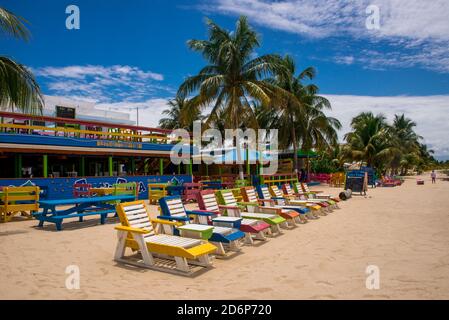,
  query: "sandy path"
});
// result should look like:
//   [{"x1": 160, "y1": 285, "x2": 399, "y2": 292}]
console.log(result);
[{"x1": 1, "y1": 174, "x2": 448, "y2": 299}]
